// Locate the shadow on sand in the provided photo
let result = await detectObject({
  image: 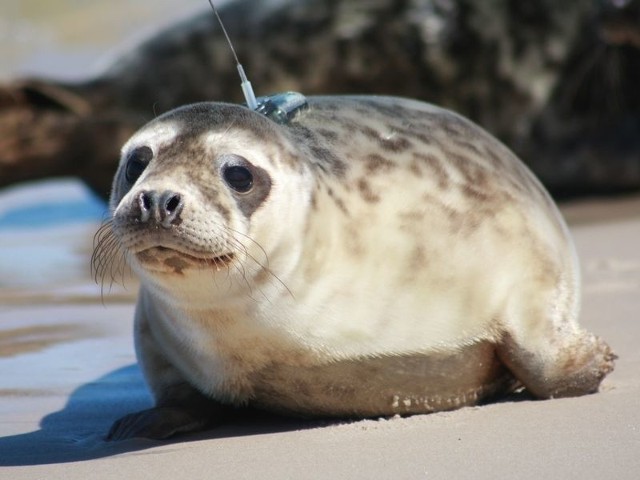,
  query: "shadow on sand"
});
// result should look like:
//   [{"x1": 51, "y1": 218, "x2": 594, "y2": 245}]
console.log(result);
[
  {"x1": 0, "y1": 363, "x2": 322, "y2": 466},
  {"x1": 0, "y1": 360, "x2": 534, "y2": 466}
]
